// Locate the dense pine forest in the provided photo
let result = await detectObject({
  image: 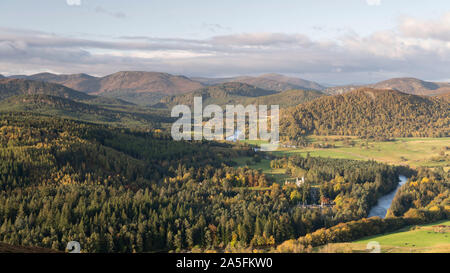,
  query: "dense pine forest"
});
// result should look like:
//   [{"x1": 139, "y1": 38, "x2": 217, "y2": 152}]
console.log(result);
[
  {"x1": 0, "y1": 113, "x2": 415, "y2": 252},
  {"x1": 280, "y1": 88, "x2": 449, "y2": 142}
]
